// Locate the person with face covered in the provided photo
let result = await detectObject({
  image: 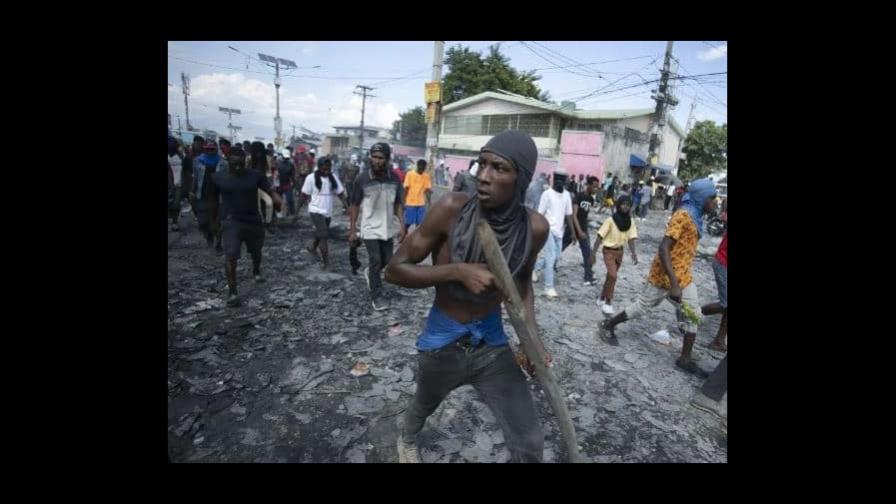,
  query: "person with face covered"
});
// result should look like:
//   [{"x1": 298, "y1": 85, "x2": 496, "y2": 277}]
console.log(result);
[
  {"x1": 348, "y1": 142, "x2": 406, "y2": 311},
  {"x1": 384, "y1": 130, "x2": 551, "y2": 463},
  {"x1": 597, "y1": 179, "x2": 719, "y2": 378},
  {"x1": 300, "y1": 156, "x2": 348, "y2": 270},
  {"x1": 591, "y1": 194, "x2": 638, "y2": 315},
  {"x1": 207, "y1": 146, "x2": 282, "y2": 307},
  {"x1": 190, "y1": 141, "x2": 228, "y2": 251},
  {"x1": 532, "y1": 170, "x2": 584, "y2": 299}
]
